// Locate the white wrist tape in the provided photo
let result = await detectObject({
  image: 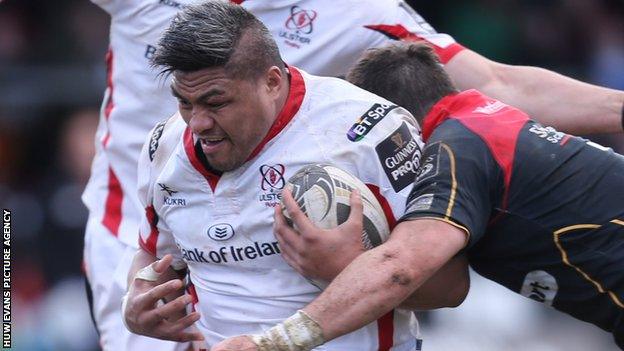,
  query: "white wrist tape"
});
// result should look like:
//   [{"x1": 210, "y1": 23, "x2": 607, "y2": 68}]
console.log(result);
[
  {"x1": 135, "y1": 262, "x2": 161, "y2": 282},
  {"x1": 250, "y1": 310, "x2": 325, "y2": 351}
]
